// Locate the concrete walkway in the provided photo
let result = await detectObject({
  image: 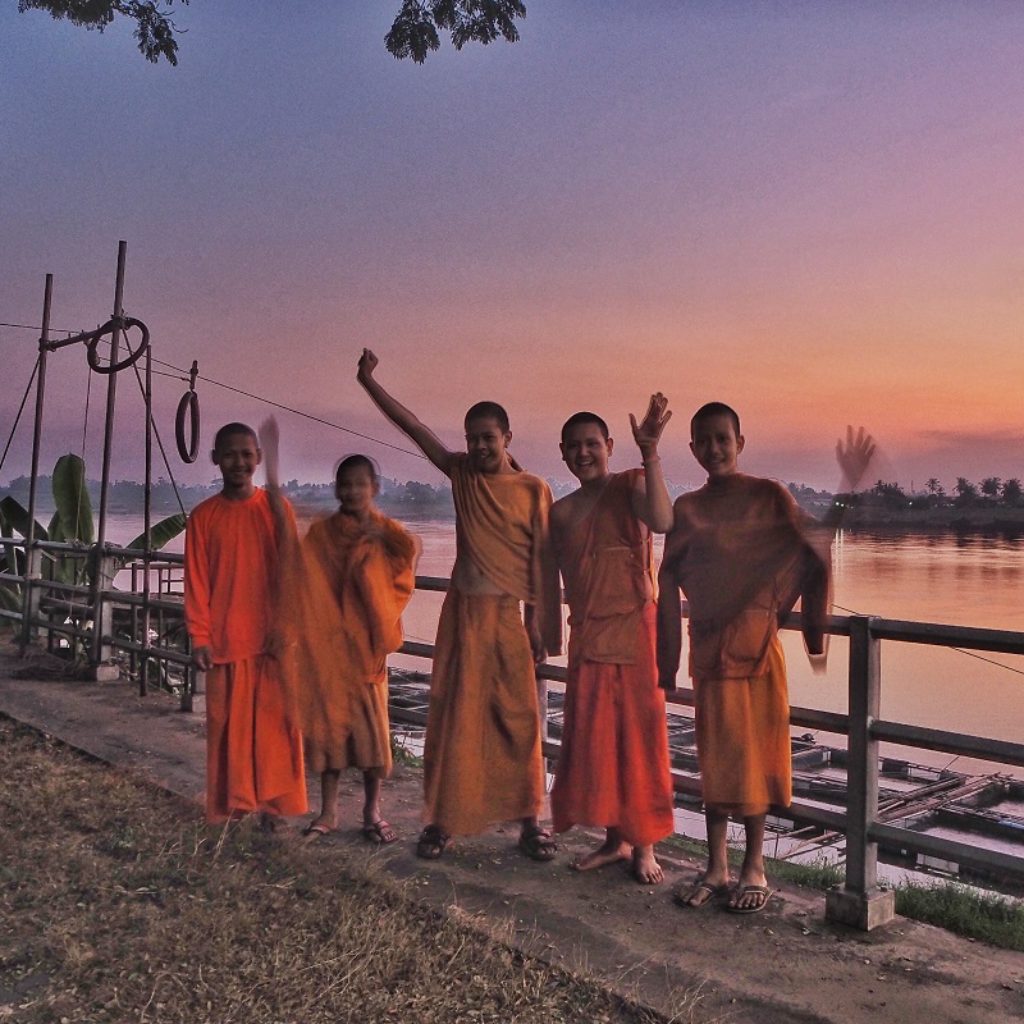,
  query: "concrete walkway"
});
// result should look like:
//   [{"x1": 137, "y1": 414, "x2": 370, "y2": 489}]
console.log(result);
[{"x1": 1, "y1": 643, "x2": 1021, "y2": 1024}]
